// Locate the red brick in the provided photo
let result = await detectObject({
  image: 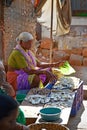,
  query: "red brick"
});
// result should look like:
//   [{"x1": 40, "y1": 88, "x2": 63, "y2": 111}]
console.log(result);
[
  {"x1": 71, "y1": 48, "x2": 82, "y2": 55},
  {"x1": 40, "y1": 38, "x2": 54, "y2": 49},
  {"x1": 82, "y1": 48, "x2": 87, "y2": 57},
  {"x1": 41, "y1": 49, "x2": 50, "y2": 57},
  {"x1": 63, "y1": 49, "x2": 72, "y2": 55},
  {"x1": 69, "y1": 54, "x2": 83, "y2": 66},
  {"x1": 83, "y1": 58, "x2": 87, "y2": 66},
  {"x1": 52, "y1": 51, "x2": 70, "y2": 62}
]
